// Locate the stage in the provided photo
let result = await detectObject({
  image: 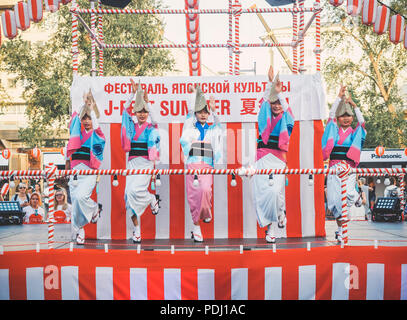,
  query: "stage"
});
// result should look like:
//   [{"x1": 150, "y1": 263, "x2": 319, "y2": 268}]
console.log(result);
[
  {"x1": 1, "y1": 220, "x2": 407, "y2": 300},
  {"x1": 1, "y1": 220, "x2": 406, "y2": 252}
]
